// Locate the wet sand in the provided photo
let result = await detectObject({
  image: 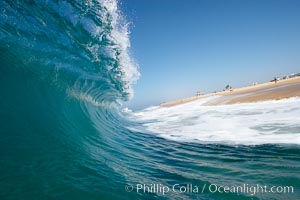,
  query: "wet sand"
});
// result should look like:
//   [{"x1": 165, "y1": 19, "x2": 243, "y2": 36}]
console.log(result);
[{"x1": 160, "y1": 76, "x2": 300, "y2": 107}]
